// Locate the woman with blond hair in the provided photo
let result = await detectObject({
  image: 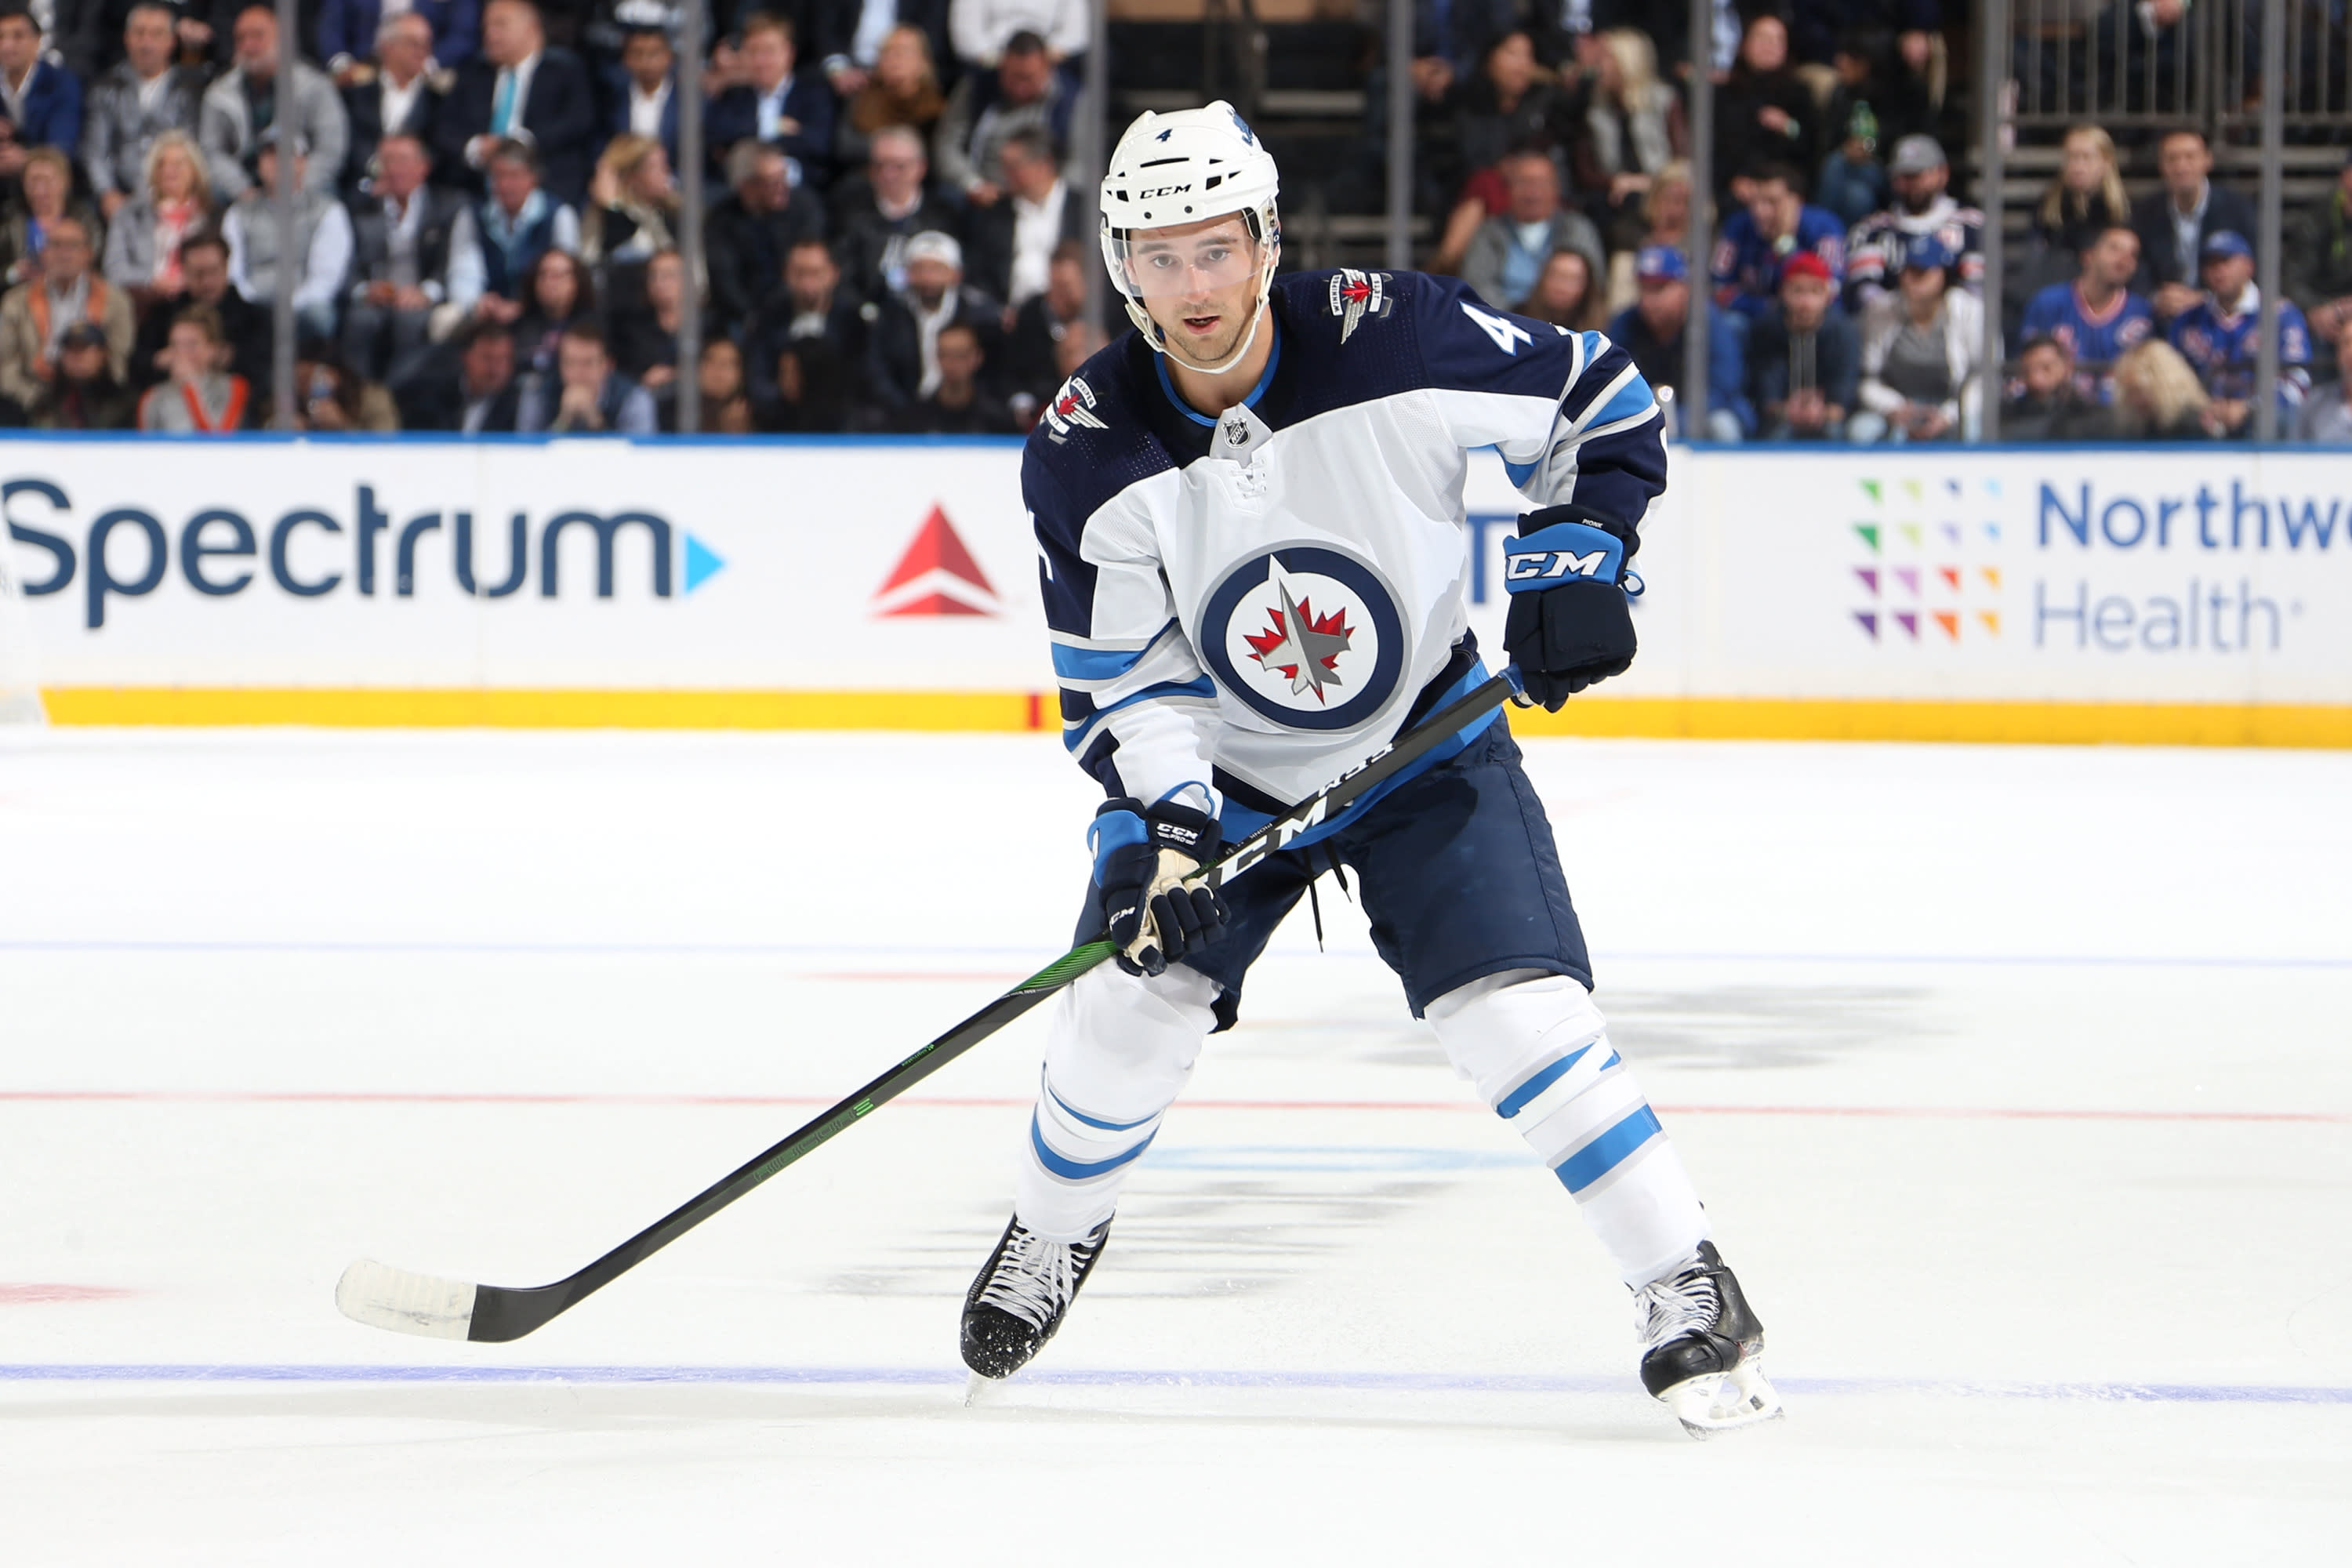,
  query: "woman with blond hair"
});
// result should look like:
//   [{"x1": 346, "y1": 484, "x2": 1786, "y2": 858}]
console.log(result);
[
  {"x1": 103, "y1": 130, "x2": 212, "y2": 307},
  {"x1": 836, "y1": 25, "x2": 947, "y2": 166},
  {"x1": 2036, "y1": 126, "x2": 2131, "y2": 259},
  {"x1": 2109, "y1": 339, "x2": 2217, "y2": 440},
  {"x1": 579, "y1": 132, "x2": 679, "y2": 270},
  {"x1": 1607, "y1": 159, "x2": 1695, "y2": 311},
  {"x1": 1575, "y1": 27, "x2": 1686, "y2": 252}
]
